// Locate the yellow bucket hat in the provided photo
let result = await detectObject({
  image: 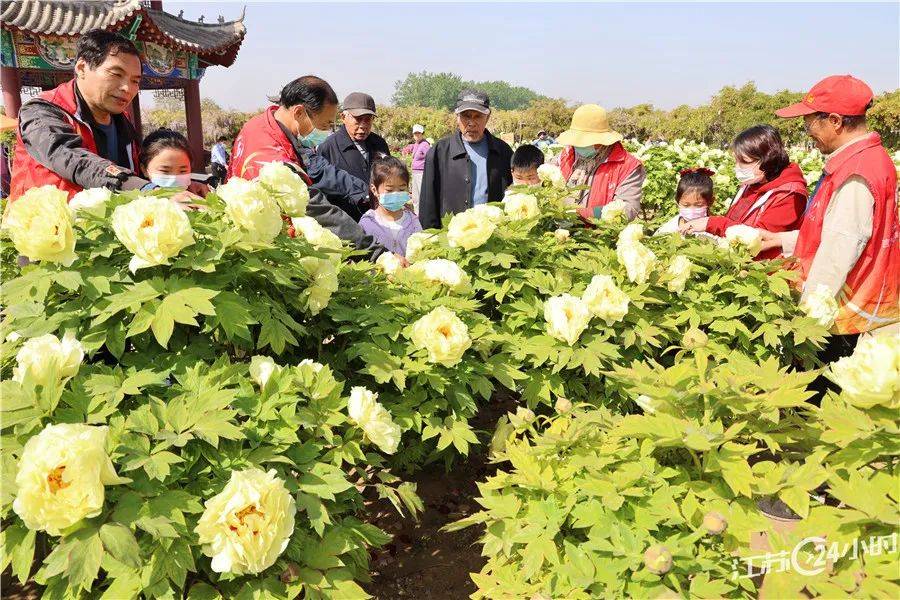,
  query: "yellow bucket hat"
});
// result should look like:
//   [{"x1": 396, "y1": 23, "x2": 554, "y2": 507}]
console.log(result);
[{"x1": 557, "y1": 104, "x2": 623, "y2": 147}]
